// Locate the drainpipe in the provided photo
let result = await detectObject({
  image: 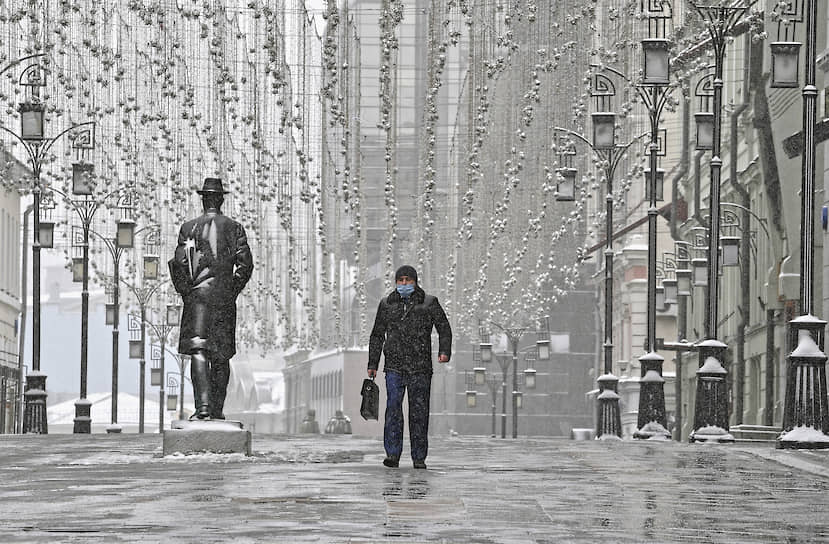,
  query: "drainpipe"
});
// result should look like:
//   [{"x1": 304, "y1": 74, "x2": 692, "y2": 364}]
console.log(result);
[
  {"x1": 728, "y1": 34, "x2": 752, "y2": 427},
  {"x1": 765, "y1": 307, "x2": 777, "y2": 426},
  {"x1": 671, "y1": 92, "x2": 690, "y2": 240},
  {"x1": 672, "y1": 92, "x2": 690, "y2": 440},
  {"x1": 692, "y1": 150, "x2": 705, "y2": 226},
  {"x1": 16, "y1": 204, "x2": 32, "y2": 434}
]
